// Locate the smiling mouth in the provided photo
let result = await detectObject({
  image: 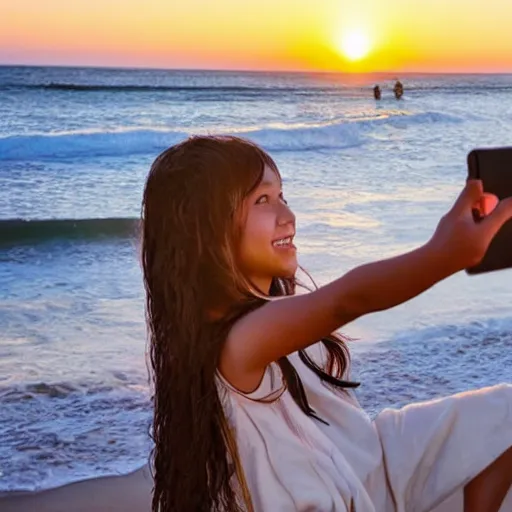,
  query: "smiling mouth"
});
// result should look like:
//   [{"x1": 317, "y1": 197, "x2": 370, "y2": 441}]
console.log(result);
[{"x1": 272, "y1": 236, "x2": 295, "y2": 249}]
